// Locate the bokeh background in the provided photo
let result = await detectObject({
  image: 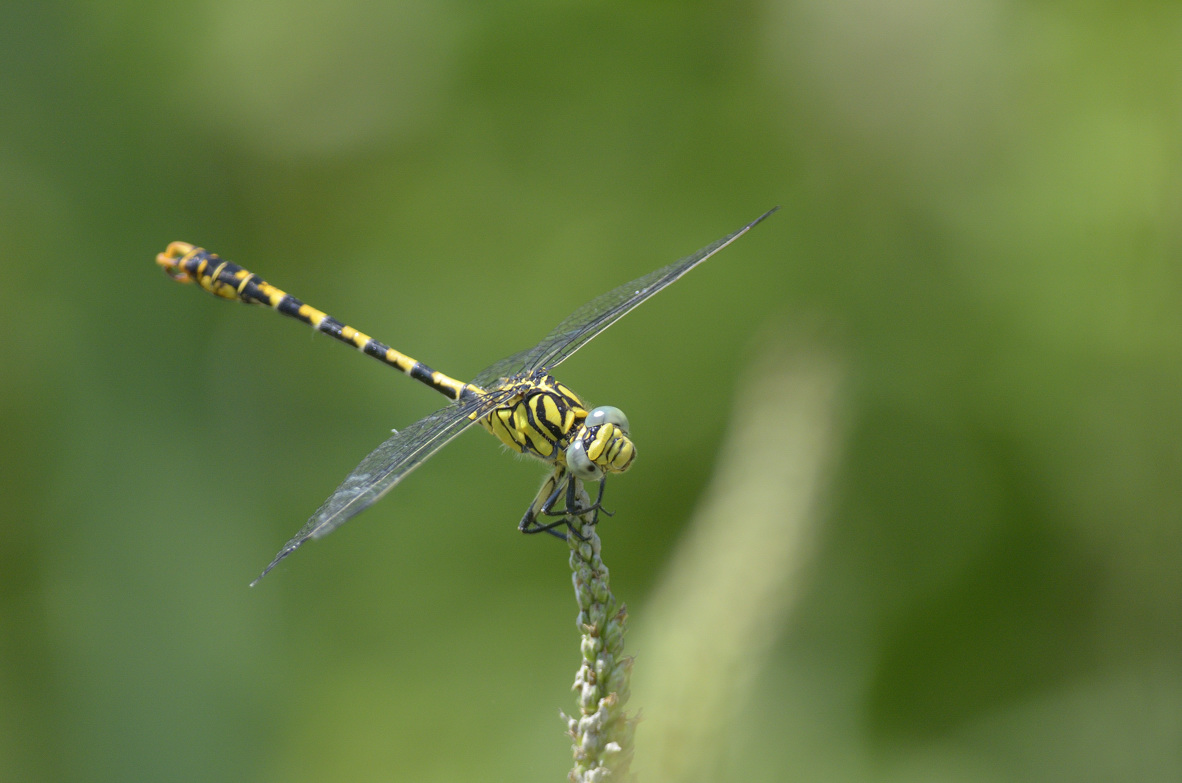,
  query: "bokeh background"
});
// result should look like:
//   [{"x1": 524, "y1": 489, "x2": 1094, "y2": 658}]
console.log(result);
[{"x1": 2, "y1": 1, "x2": 1179, "y2": 781}]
